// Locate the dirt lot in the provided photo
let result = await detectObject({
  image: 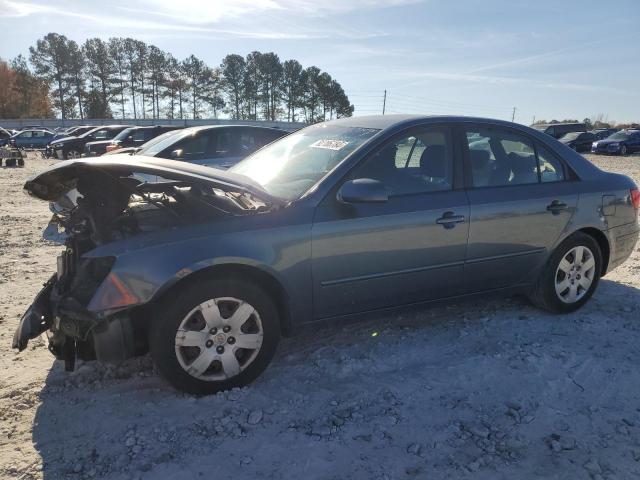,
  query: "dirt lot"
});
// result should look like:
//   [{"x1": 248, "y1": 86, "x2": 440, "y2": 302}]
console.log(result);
[{"x1": 1, "y1": 152, "x2": 639, "y2": 480}]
